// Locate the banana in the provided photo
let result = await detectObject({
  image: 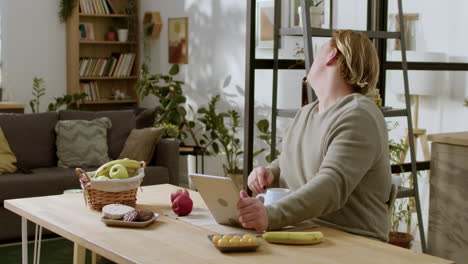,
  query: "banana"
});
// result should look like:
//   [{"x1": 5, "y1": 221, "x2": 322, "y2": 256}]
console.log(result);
[
  {"x1": 262, "y1": 231, "x2": 323, "y2": 245},
  {"x1": 93, "y1": 158, "x2": 140, "y2": 178}
]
